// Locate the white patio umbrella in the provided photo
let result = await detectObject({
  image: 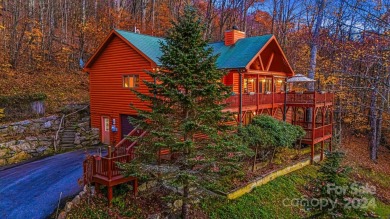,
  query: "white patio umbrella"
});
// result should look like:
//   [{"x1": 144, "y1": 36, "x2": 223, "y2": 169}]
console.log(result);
[
  {"x1": 287, "y1": 74, "x2": 316, "y2": 83},
  {"x1": 283, "y1": 74, "x2": 315, "y2": 121}
]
